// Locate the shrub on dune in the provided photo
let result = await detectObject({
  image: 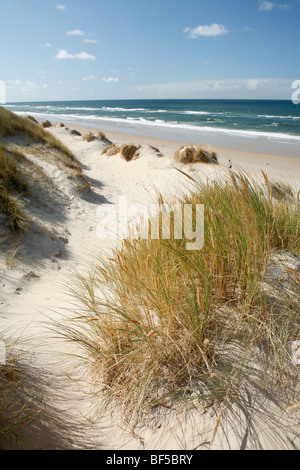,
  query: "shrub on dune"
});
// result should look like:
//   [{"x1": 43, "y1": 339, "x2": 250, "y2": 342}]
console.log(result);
[
  {"x1": 82, "y1": 130, "x2": 112, "y2": 144},
  {"x1": 174, "y1": 145, "x2": 218, "y2": 164},
  {"x1": 83, "y1": 132, "x2": 97, "y2": 143},
  {"x1": 26, "y1": 116, "x2": 39, "y2": 125},
  {"x1": 149, "y1": 145, "x2": 163, "y2": 157},
  {"x1": 102, "y1": 144, "x2": 120, "y2": 157},
  {"x1": 102, "y1": 143, "x2": 141, "y2": 161},
  {"x1": 120, "y1": 144, "x2": 141, "y2": 162},
  {"x1": 97, "y1": 131, "x2": 112, "y2": 144}
]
